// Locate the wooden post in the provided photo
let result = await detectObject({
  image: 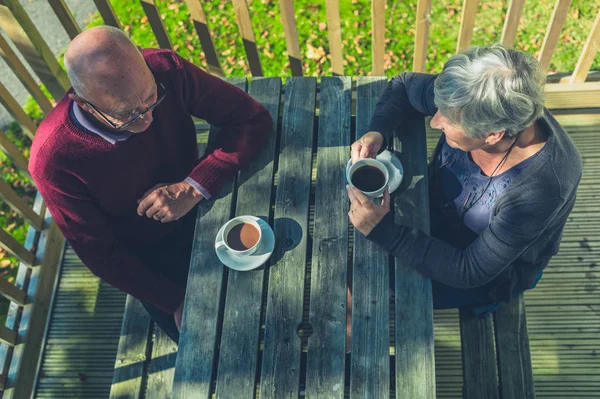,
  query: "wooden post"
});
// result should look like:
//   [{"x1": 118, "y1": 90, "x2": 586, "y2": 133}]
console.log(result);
[
  {"x1": 456, "y1": 0, "x2": 479, "y2": 53},
  {"x1": 0, "y1": 179, "x2": 44, "y2": 231},
  {"x1": 185, "y1": 0, "x2": 225, "y2": 76},
  {"x1": 3, "y1": 219, "x2": 65, "y2": 399},
  {"x1": 325, "y1": 0, "x2": 343, "y2": 75},
  {"x1": 0, "y1": 0, "x2": 70, "y2": 101},
  {"x1": 92, "y1": 0, "x2": 121, "y2": 29},
  {"x1": 0, "y1": 326, "x2": 17, "y2": 347},
  {"x1": 48, "y1": 0, "x2": 81, "y2": 40},
  {"x1": 140, "y1": 0, "x2": 172, "y2": 50},
  {"x1": 0, "y1": 129, "x2": 31, "y2": 180},
  {"x1": 278, "y1": 0, "x2": 303, "y2": 76},
  {"x1": 501, "y1": 0, "x2": 526, "y2": 47},
  {"x1": 0, "y1": 278, "x2": 26, "y2": 306},
  {"x1": 232, "y1": 0, "x2": 263, "y2": 76},
  {"x1": 538, "y1": 0, "x2": 572, "y2": 74},
  {"x1": 0, "y1": 34, "x2": 54, "y2": 114},
  {"x1": 0, "y1": 228, "x2": 35, "y2": 267},
  {"x1": 567, "y1": 10, "x2": 600, "y2": 83},
  {"x1": 0, "y1": 81, "x2": 37, "y2": 140},
  {"x1": 413, "y1": 0, "x2": 432, "y2": 72},
  {"x1": 371, "y1": 0, "x2": 385, "y2": 75}
]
